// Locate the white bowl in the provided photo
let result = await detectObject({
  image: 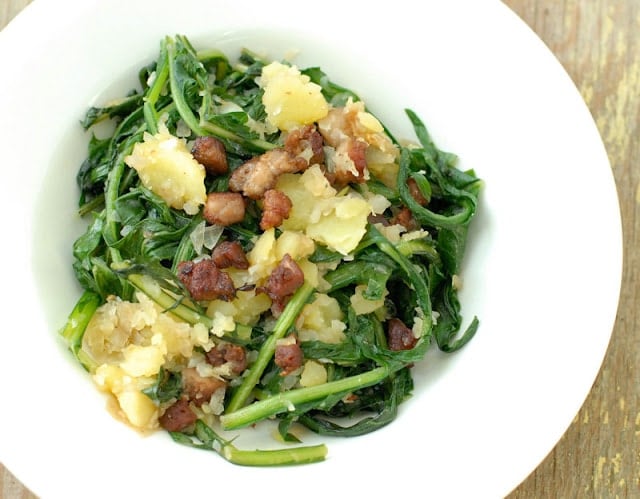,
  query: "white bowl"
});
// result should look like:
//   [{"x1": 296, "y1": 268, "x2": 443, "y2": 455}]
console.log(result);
[{"x1": 0, "y1": 1, "x2": 622, "y2": 498}]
